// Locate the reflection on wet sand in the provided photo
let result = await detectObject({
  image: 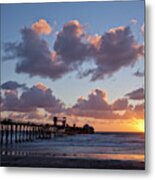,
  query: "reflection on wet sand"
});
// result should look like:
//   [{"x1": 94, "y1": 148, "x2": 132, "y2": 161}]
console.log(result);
[
  {"x1": 1, "y1": 148, "x2": 144, "y2": 162},
  {"x1": 1, "y1": 133, "x2": 144, "y2": 169}
]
